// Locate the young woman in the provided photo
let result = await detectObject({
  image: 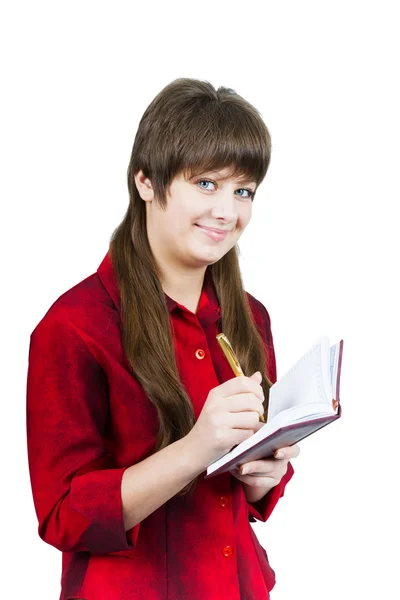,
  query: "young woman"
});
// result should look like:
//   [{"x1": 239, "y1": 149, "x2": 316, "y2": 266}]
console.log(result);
[{"x1": 26, "y1": 77, "x2": 299, "y2": 600}]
